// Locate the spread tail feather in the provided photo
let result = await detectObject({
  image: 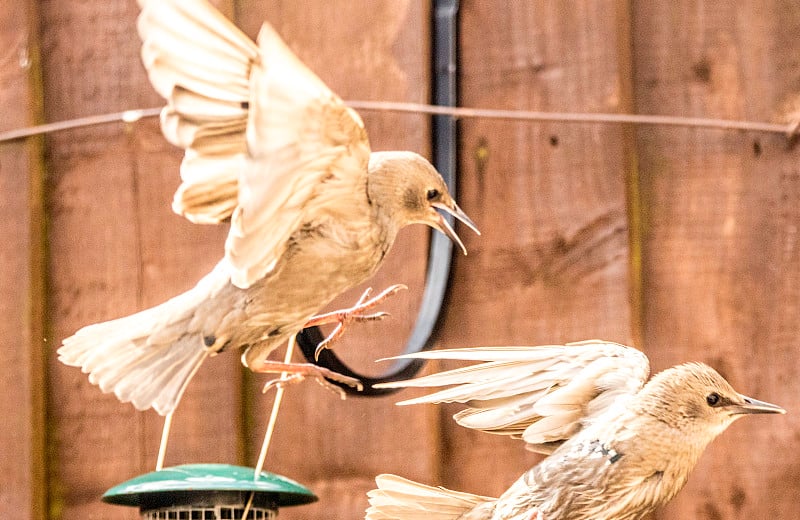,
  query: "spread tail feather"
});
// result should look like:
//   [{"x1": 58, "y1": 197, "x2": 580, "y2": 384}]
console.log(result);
[
  {"x1": 58, "y1": 264, "x2": 229, "y2": 416},
  {"x1": 366, "y1": 474, "x2": 493, "y2": 520}
]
